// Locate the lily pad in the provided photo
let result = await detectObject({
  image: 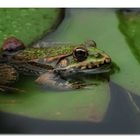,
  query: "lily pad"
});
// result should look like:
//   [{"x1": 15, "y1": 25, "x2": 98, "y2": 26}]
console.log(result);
[
  {"x1": 0, "y1": 77, "x2": 110, "y2": 122},
  {"x1": 117, "y1": 10, "x2": 140, "y2": 64},
  {"x1": 0, "y1": 8, "x2": 63, "y2": 47}
]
